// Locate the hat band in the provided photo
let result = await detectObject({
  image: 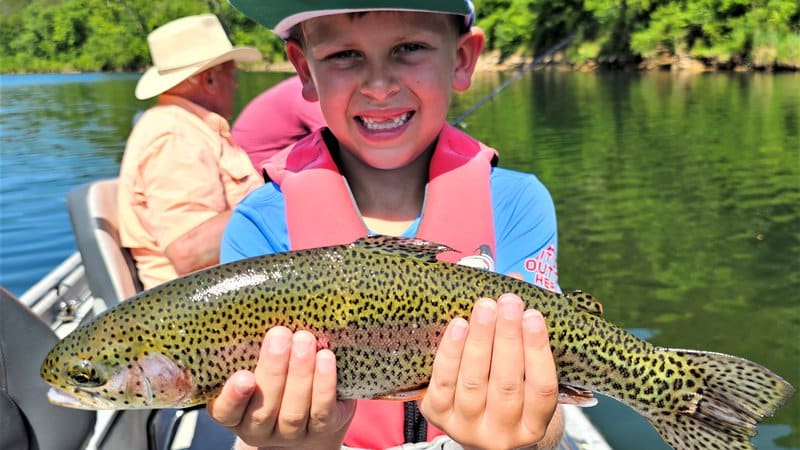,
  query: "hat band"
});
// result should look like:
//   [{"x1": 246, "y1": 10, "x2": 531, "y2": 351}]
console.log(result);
[{"x1": 156, "y1": 58, "x2": 213, "y2": 75}]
